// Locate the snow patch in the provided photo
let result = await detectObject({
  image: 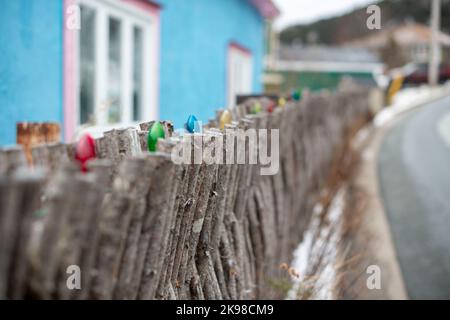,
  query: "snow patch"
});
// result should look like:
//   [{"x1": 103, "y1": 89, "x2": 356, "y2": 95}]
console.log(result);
[
  {"x1": 352, "y1": 126, "x2": 371, "y2": 150},
  {"x1": 287, "y1": 187, "x2": 347, "y2": 300},
  {"x1": 374, "y1": 83, "x2": 450, "y2": 127}
]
